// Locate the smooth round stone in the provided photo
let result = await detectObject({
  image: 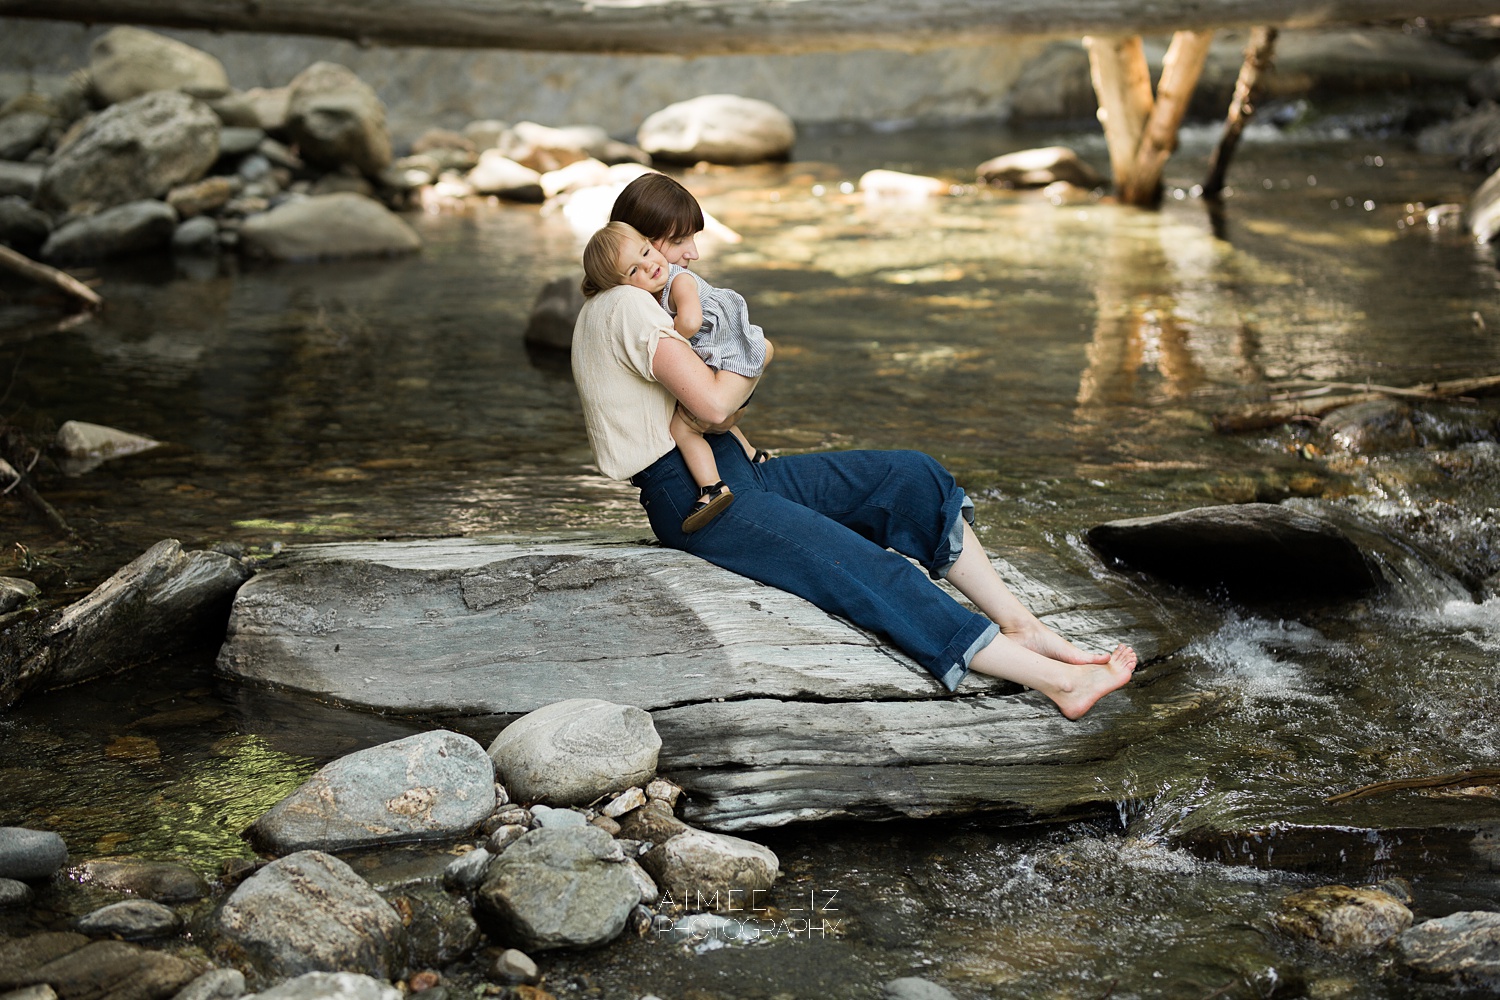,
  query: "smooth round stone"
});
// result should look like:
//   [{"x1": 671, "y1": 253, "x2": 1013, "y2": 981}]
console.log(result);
[
  {"x1": 0, "y1": 828, "x2": 68, "y2": 880},
  {"x1": 533, "y1": 808, "x2": 587, "y2": 830}
]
